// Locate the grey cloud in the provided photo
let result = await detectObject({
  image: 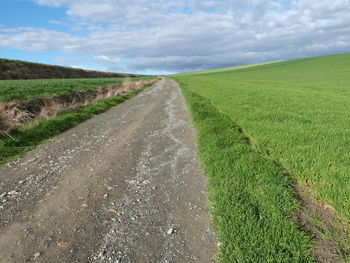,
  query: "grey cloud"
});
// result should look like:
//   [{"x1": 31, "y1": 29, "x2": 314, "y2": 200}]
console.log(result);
[{"x1": 1, "y1": 0, "x2": 350, "y2": 73}]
